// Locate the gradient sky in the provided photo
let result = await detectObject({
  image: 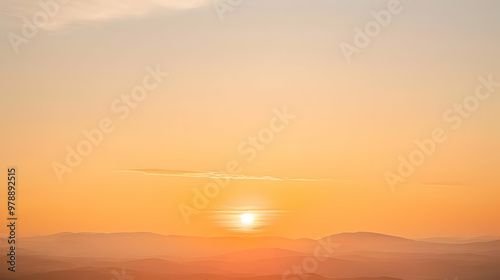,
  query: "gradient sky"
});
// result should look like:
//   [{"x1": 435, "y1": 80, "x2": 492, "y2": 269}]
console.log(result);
[{"x1": 0, "y1": 0, "x2": 499, "y2": 238}]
